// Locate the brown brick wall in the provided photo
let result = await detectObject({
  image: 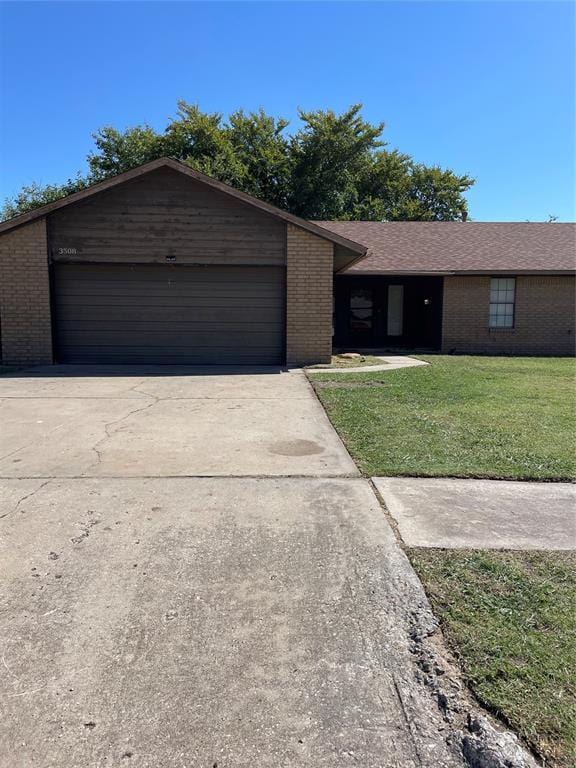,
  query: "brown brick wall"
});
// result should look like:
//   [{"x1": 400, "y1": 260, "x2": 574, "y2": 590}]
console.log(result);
[
  {"x1": 286, "y1": 224, "x2": 334, "y2": 365},
  {"x1": 442, "y1": 275, "x2": 576, "y2": 355},
  {"x1": 0, "y1": 218, "x2": 53, "y2": 364}
]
